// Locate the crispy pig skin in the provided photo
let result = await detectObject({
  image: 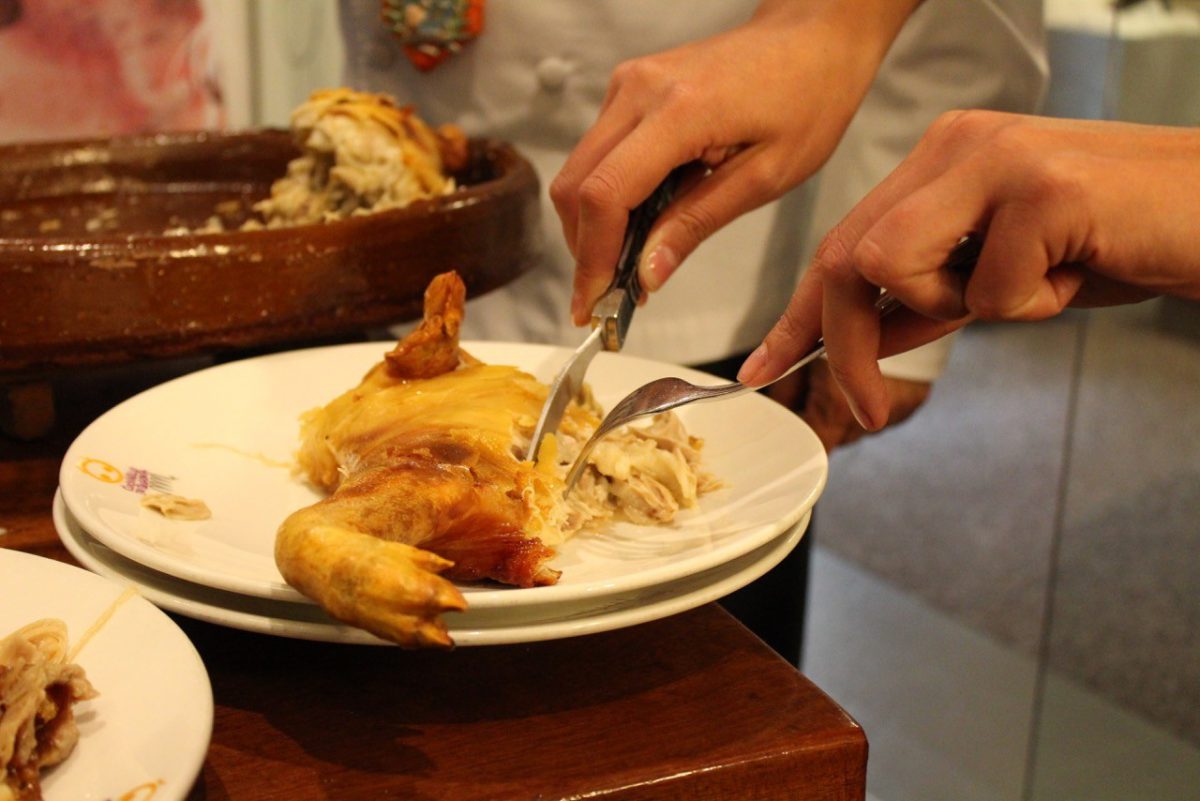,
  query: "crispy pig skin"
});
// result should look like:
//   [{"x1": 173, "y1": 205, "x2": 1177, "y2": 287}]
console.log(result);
[{"x1": 275, "y1": 272, "x2": 565, "y2": 648}]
